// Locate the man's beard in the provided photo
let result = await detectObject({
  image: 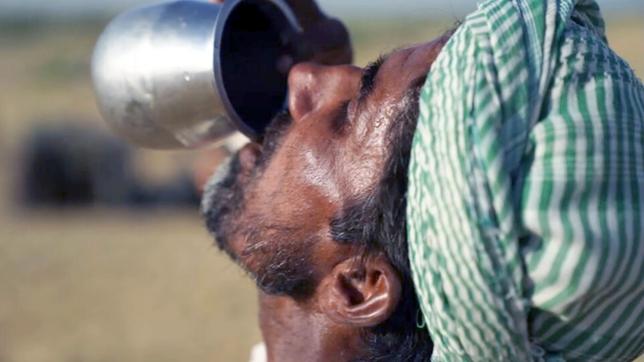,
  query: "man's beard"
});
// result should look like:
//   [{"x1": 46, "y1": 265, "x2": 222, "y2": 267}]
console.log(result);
[{"x1": 201, "y1": 112, "x2": 318, "y2": 299}]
